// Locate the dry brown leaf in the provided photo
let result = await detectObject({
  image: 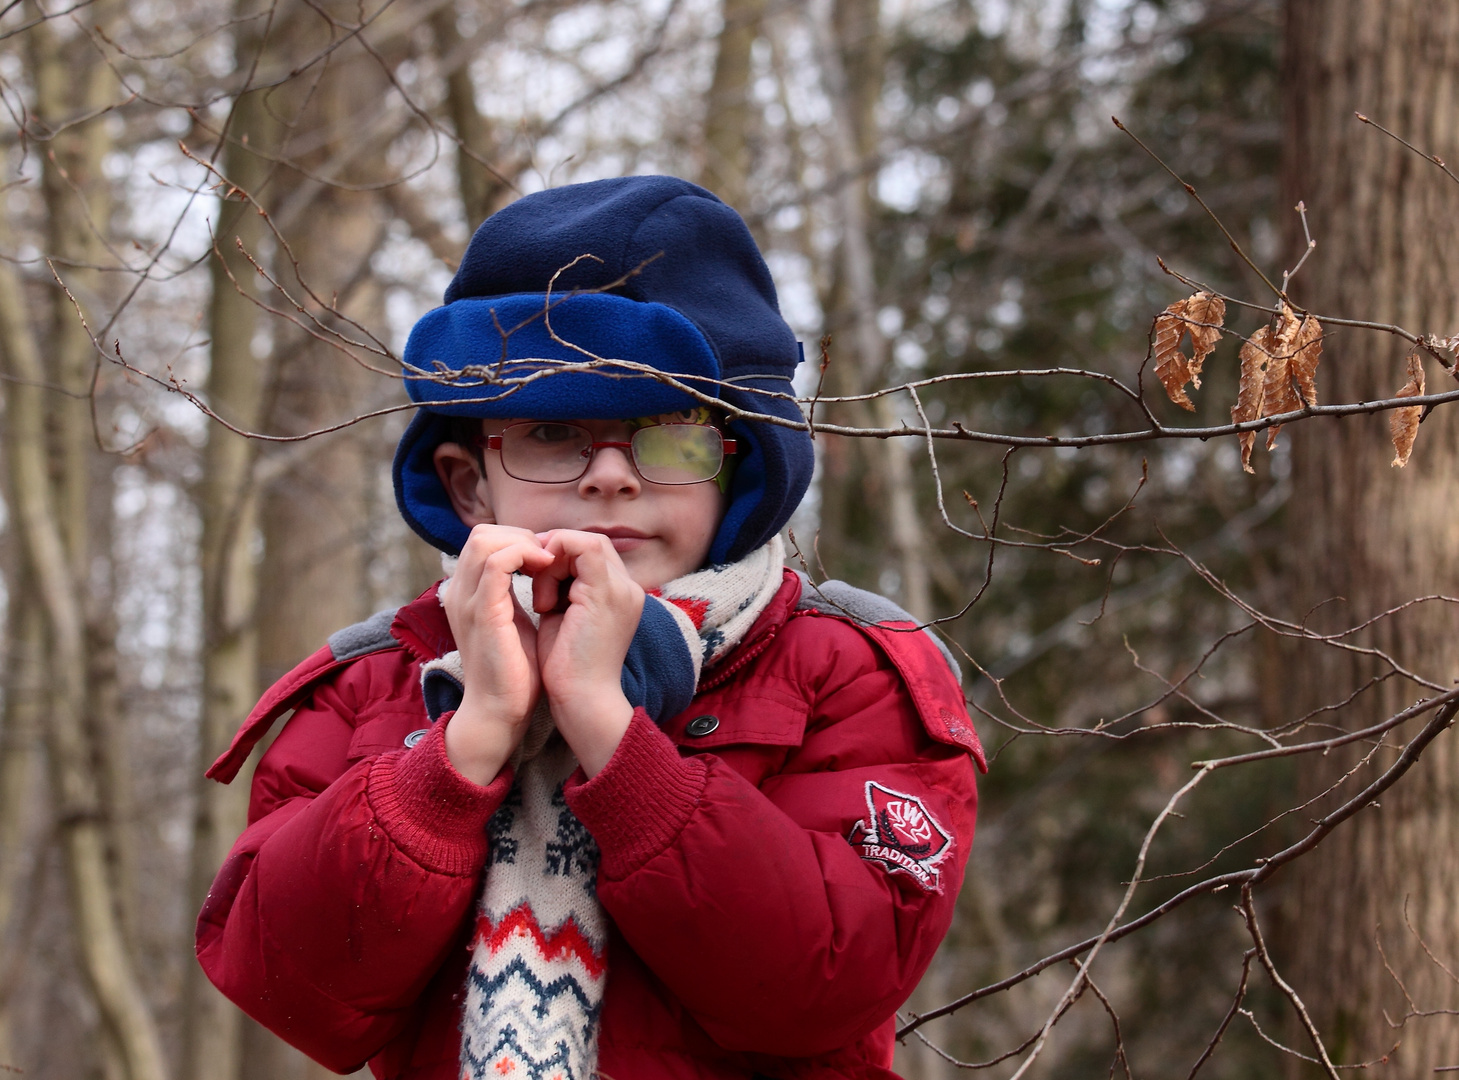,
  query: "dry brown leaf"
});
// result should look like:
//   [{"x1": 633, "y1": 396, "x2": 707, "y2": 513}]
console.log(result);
[
  {"x1": 1290, "y1": 313, "x2": 1323, "y2": 408},
  {"x1": 1184, "y1": 292, "x2": 1226, "y2": 387},
  {"x1": 1231, "y1": 327, "x2": 1273, "y2": 474},
  {"x1": 1153, "y1": 292, "x2": 1225, "y2": 411},
  {"x1": 1154, "y1": 299, "x2": 1194, "y2": 411},
  {"x1": 1261, "y1": 304, "x2": 1302, "y2": 449},
  {"x1": 1390, "y1": 352, "x2": 1425, "y2": 468}
]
